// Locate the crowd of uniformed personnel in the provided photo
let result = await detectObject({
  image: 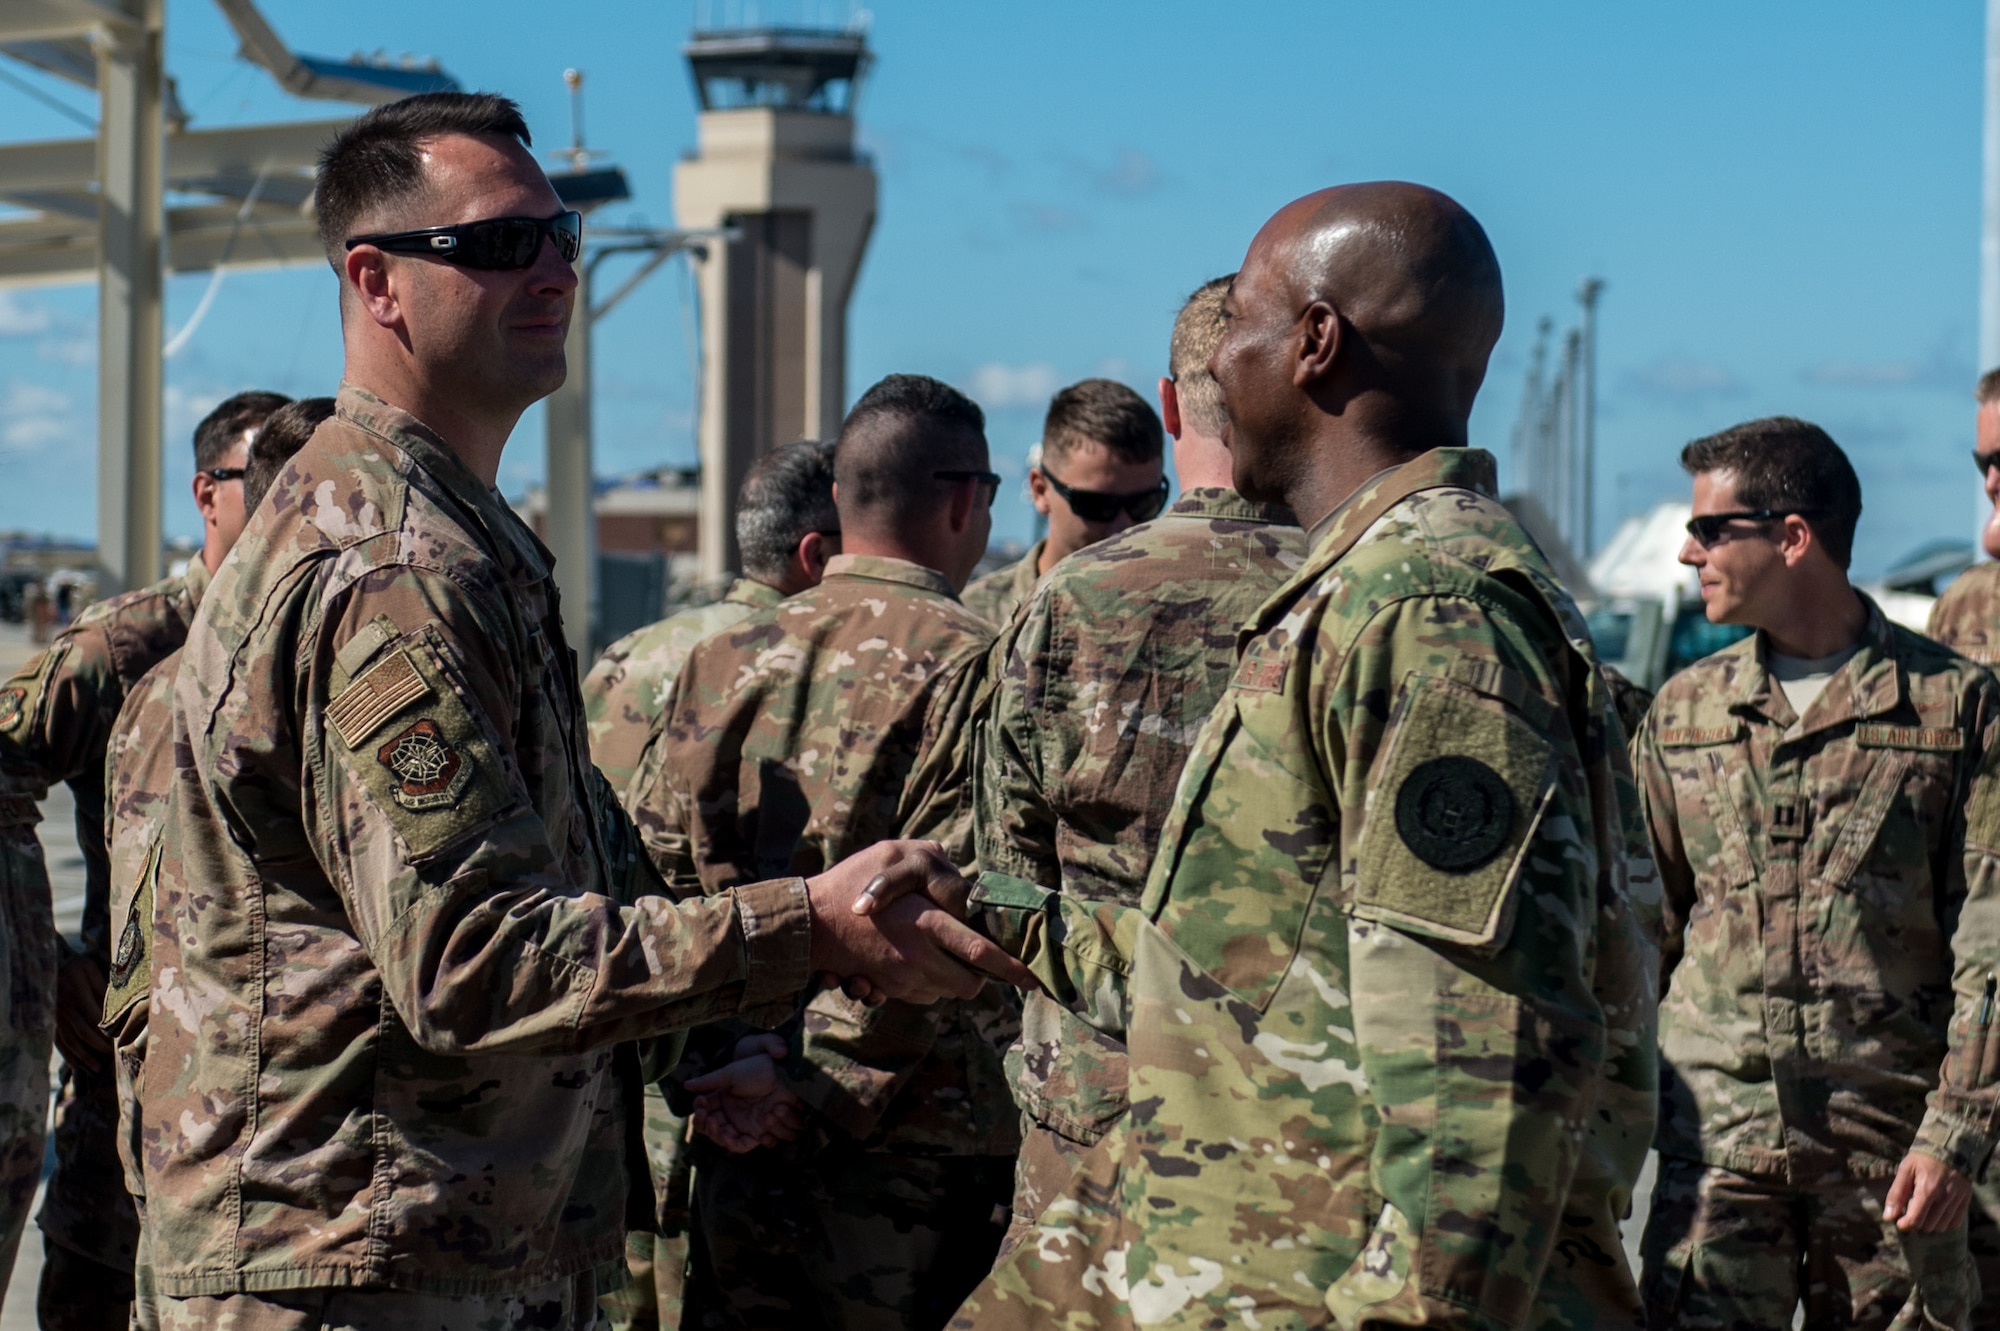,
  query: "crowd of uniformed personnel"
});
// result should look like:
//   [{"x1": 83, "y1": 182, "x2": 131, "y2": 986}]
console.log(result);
[{"x1": 0, "y1": 86, "x2": 1995, "y2": 1331}]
